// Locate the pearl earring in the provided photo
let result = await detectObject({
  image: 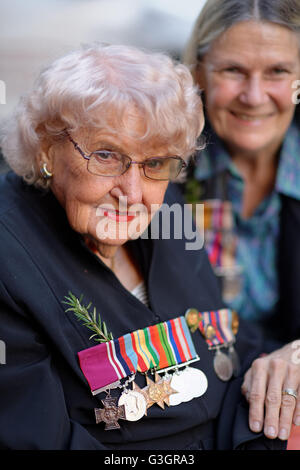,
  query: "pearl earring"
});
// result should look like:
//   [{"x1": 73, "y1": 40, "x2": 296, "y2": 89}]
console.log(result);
[{"x1": 40, "y1": 162, "x2": 53, "y2": 179}]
